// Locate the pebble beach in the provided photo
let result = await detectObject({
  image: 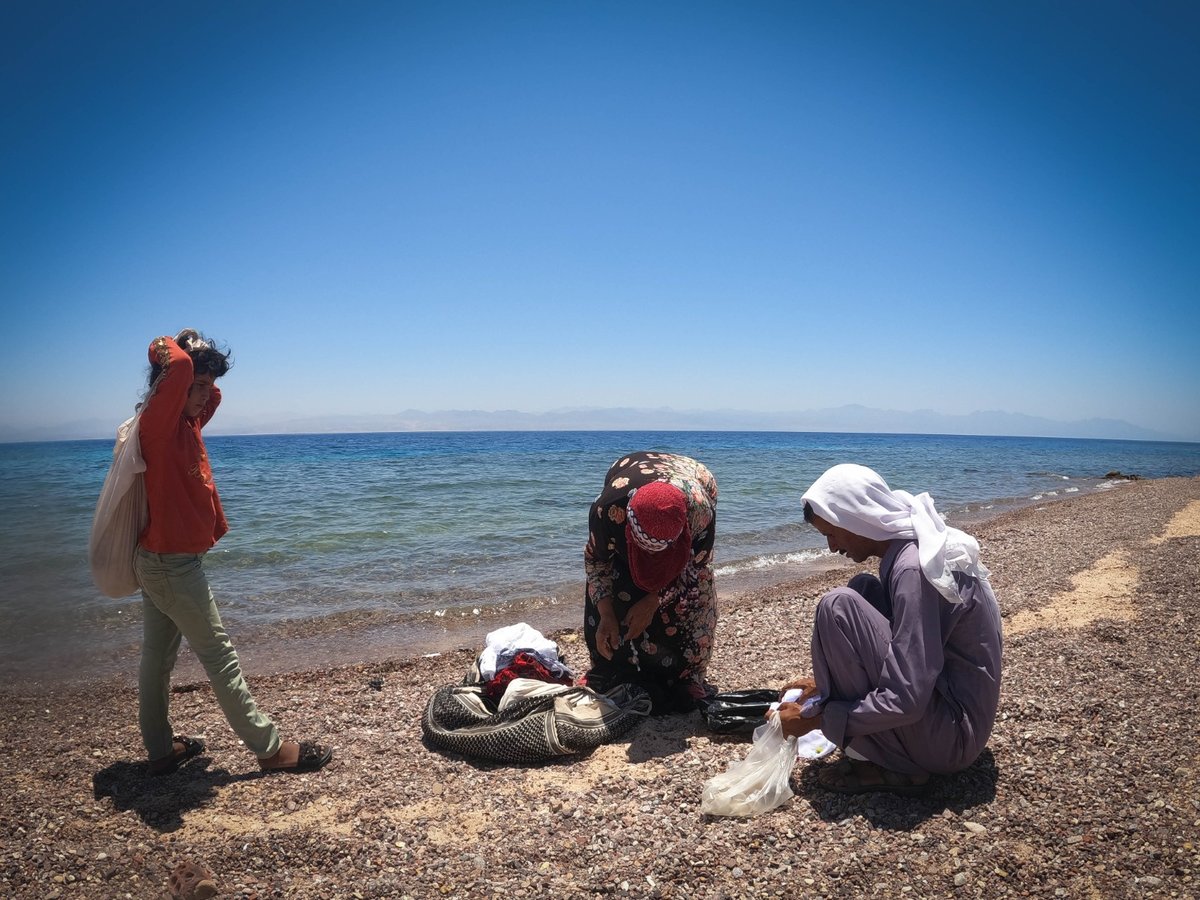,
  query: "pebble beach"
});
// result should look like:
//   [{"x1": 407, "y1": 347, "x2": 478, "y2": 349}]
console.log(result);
[{"x1": 3, "y1": 475, "x2": 1198, "y2": 899}]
